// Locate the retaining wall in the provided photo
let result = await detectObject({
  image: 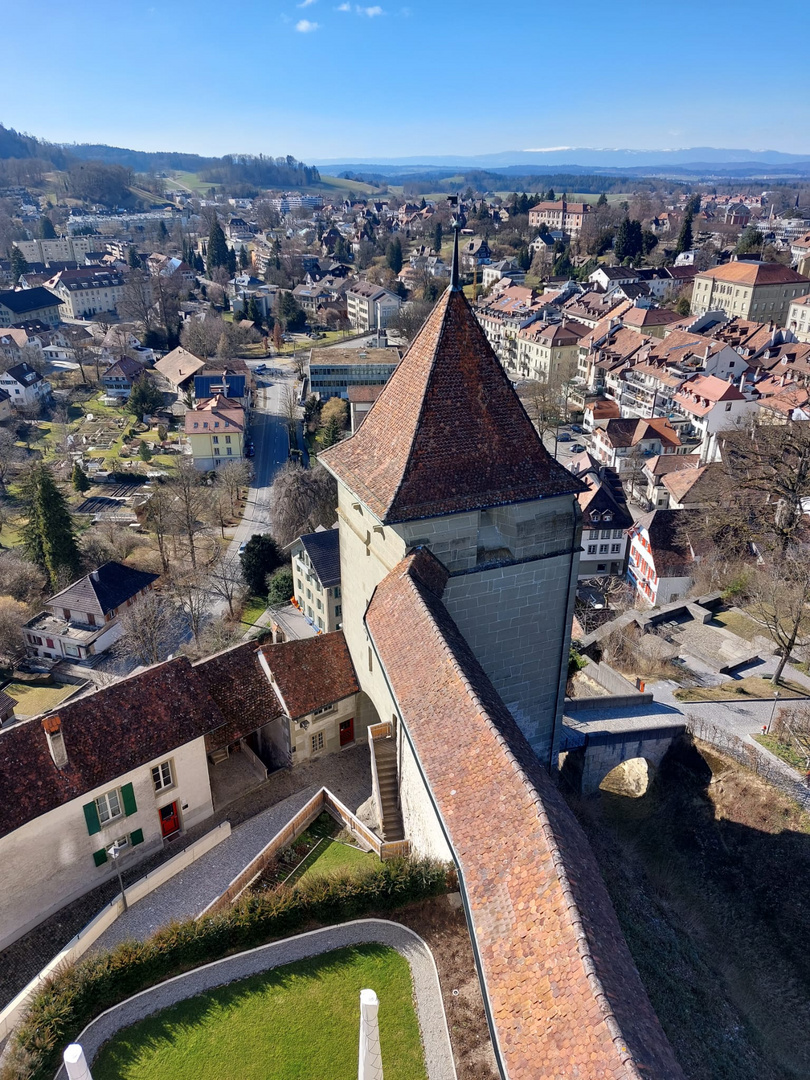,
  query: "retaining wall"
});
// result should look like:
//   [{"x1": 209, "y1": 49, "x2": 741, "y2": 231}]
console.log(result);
[{"x1": 0, "y1": 822, "x2": 230, "y2": 1043}]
